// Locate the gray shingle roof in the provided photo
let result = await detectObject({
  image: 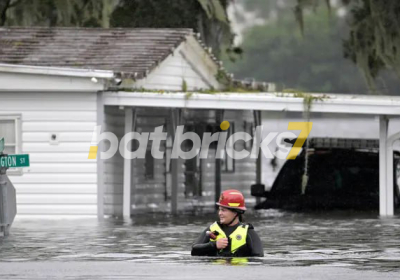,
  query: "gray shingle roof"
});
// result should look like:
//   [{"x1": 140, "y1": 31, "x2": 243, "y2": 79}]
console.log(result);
[{"x1": 0, "y1": 27, "x2": 193, "y2": 79}]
